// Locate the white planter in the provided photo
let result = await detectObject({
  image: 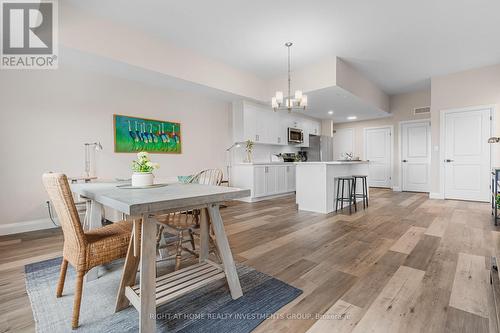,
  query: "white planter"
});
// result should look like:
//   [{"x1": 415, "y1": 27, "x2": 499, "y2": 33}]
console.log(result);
[{"x1": 131, "y1": 172, "x2": 154, "y2": 187}]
